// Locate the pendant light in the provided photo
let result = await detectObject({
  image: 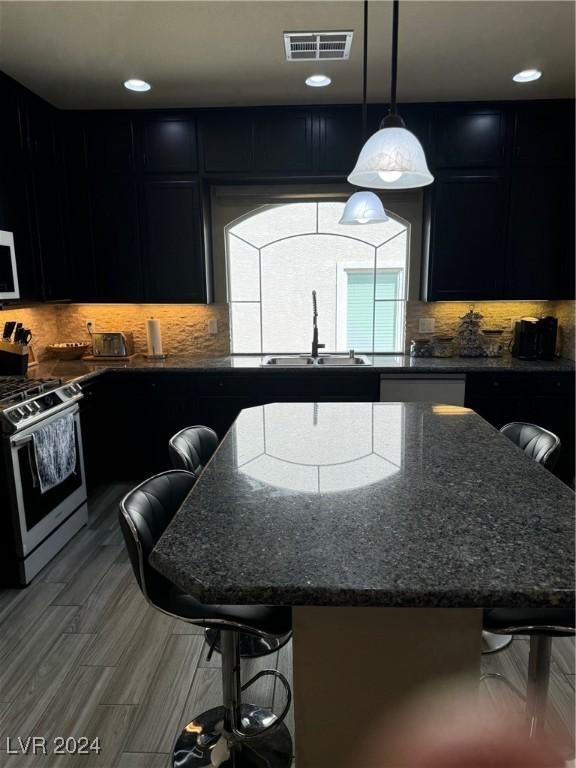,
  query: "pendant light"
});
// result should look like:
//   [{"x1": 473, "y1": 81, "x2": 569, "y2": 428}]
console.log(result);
[
  {"x1": 348, "y1": 0, "x2": 433, "y2": 190},
  {"x1": 340, "y1": 0, "x2": 388, "y2": 225}
]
